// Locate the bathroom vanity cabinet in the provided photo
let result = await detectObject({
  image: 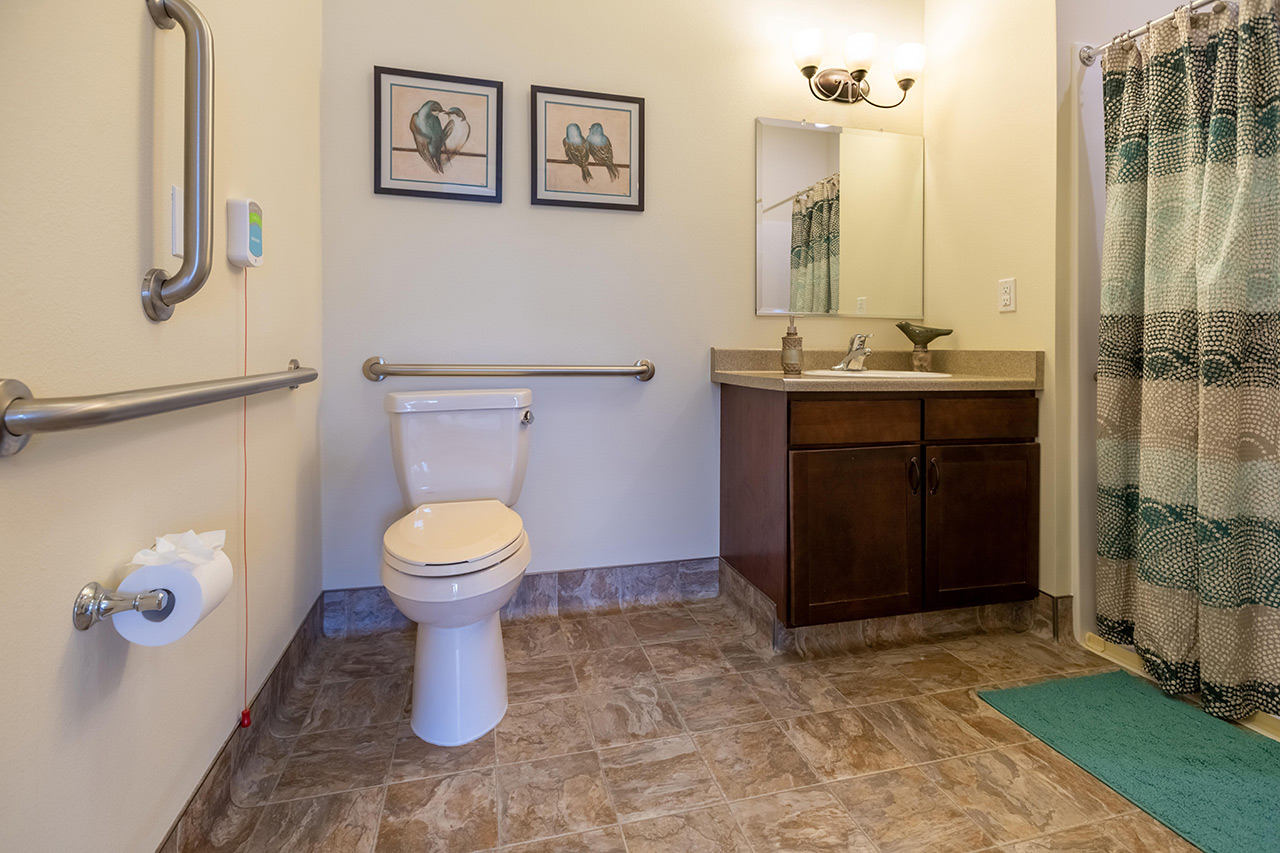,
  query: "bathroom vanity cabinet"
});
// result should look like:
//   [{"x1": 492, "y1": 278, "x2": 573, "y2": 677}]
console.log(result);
[{"x1": 720, "y1": 386, "x2": 1039, "y2": 627}]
